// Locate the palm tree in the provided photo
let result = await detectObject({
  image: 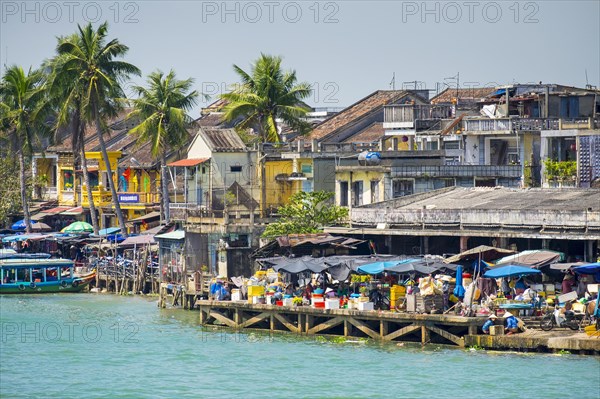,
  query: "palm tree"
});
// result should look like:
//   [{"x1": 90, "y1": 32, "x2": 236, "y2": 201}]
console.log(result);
[
  {"x1": 128, "y1": 70, "x2": 199, "y2": 223},
  {"x1": 0, "y1": 66, "x2": 51, "y2": 233},
  {"x1": 220, "y1": 54, "x2": 312, "y2": 143},
  {"x1": 55, "y1": 22, "x2": 140, "y2": 235},
  {"x1": 44, "y1": 51, "x2": 100, "y2": 235}
]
